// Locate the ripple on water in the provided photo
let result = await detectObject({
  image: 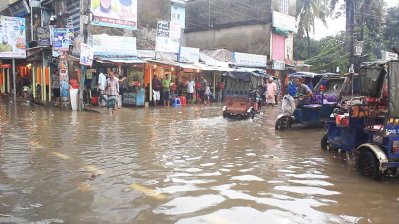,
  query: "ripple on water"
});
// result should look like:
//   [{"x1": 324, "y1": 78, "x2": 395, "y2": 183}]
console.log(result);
[{"x1": 153, "y1": 195, "x2": 225, "y2": 215}]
